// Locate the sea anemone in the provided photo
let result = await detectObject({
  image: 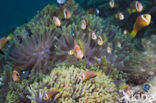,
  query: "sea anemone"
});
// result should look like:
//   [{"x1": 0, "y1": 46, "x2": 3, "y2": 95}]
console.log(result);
[
  {"x1": 0, "y1": 64, "x2": 13, "y2": 103},
  {"x1": 56, "y1": 20, "x2": 138, "y2": 72},
  {"x1": 29, "y1": 4, "x2": 60, "y2": 27},
  {"x1": 10, "y1": 26, "x2": 56, "y2": 74},
  {"x1": 126, "y1": 70, "x2": 151, "y2": 85},
  {"x1": 6, "y1": 72, "x2": 45, "y2": 103},
  {"x1": 55, "y1": 24, "x2": 103, "y2": 65},
  {"x1": 27, "y1": 65, "x2": 119, "y2": 103},
  {"x1": 125, "y1": 35, "x2": 156, "y2": 85}
]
